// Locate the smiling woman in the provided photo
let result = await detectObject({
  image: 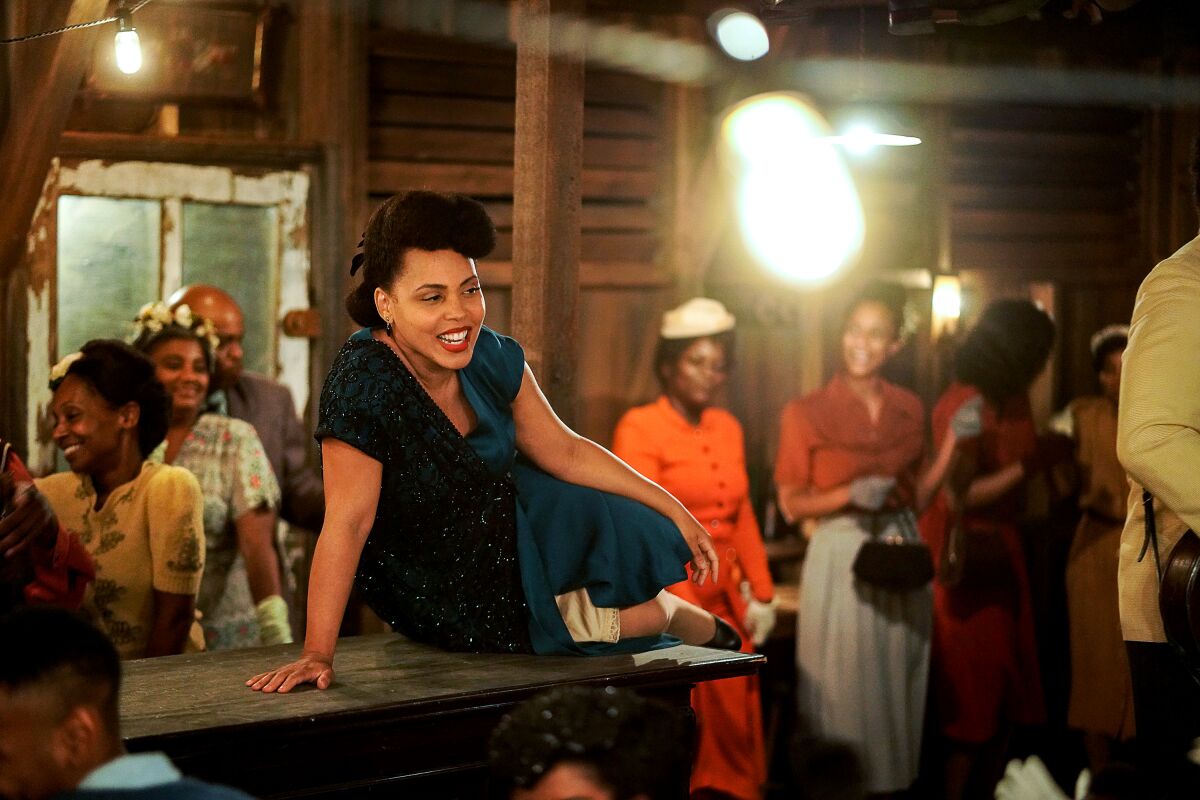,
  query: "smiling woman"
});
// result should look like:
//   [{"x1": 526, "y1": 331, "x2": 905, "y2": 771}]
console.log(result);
[
  {"x1": 774, "y1": 281, "x2": 945, "y2": 795},
  {"x1": 35, "y1": 340, "x2": 205, "y2": 659},
  {"x1": 130, "y1": 304, "x2": 291, "y2": 652},
  {"x1": 250, "y1": 190, "x2": 741, "y2": 695}
]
